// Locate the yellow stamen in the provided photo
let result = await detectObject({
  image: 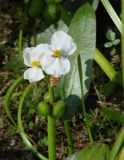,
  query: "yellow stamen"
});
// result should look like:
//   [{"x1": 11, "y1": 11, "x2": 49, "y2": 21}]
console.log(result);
[
  {"x1": 32, "y1": 60, "x2": 40, "y2": 68},
  {"x1": 52, "y1": 50, "x2": 62, "y2": 58}
]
